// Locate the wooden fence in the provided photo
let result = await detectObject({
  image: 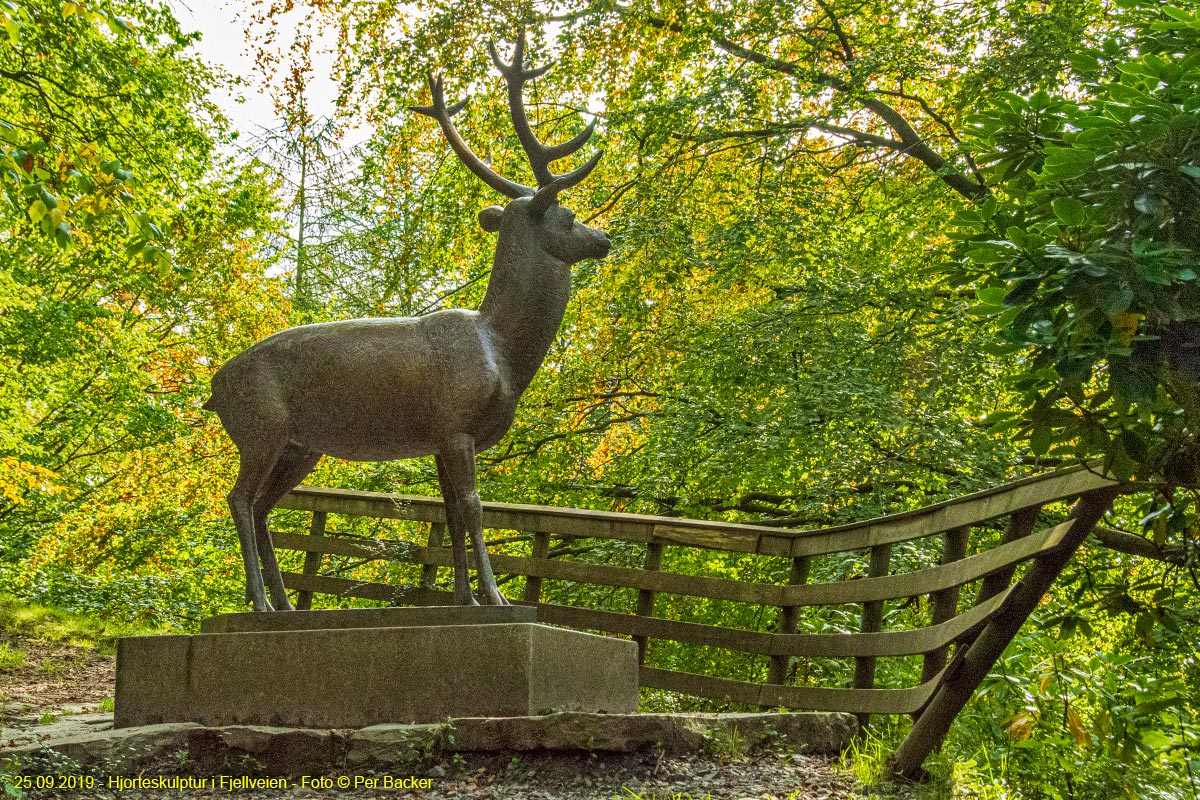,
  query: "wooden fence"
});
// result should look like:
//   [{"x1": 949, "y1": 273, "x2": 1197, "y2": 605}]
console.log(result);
[{"x1": 272, "y1": 465, "x2": 1119, "y2": 778}]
